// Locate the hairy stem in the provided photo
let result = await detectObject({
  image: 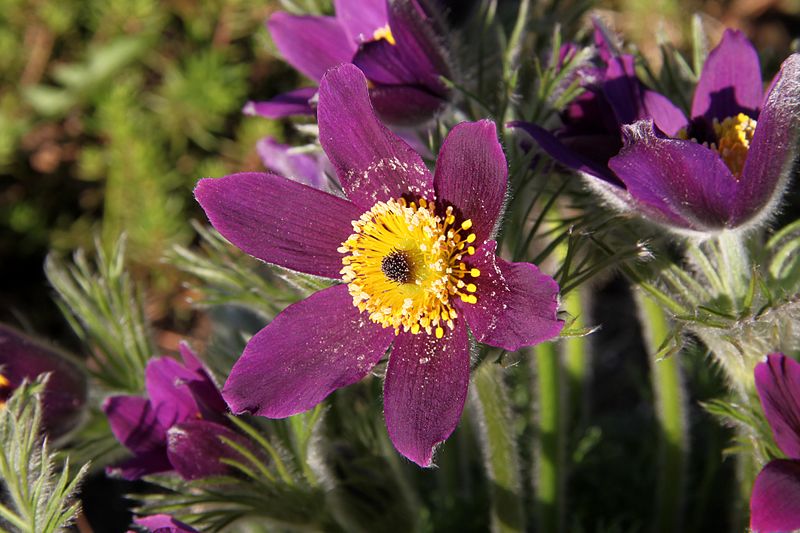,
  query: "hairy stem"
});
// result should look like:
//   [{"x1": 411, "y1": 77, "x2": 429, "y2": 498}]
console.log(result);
[
  {"x1": 472, "y1": 362, "x2": 526, "y2": 533},
  {"x1": 635, "y1": 290, "x2": 688, "y2": 533},
  {"x1": 533, "y1": 341, "x2": 564, "y2": 533}
]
